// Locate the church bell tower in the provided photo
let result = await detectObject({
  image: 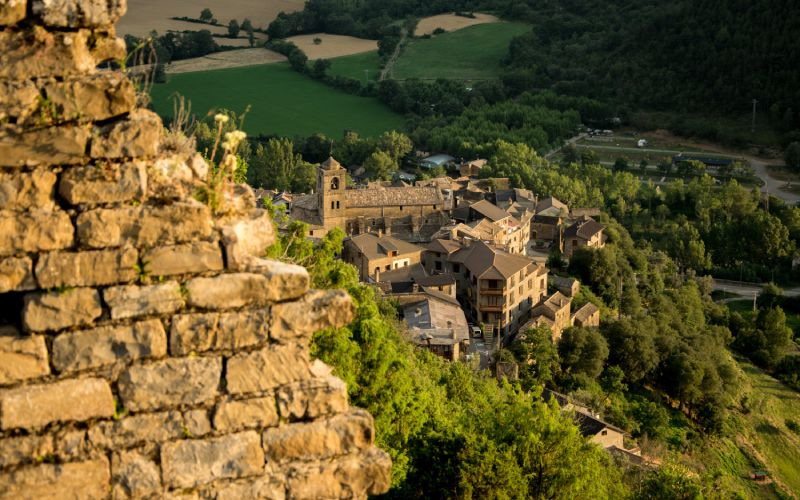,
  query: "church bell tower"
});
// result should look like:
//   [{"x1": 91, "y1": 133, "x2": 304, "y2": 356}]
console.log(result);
[{"x1": 318, "y1": 157, "x2": 346, "y2": 230}]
